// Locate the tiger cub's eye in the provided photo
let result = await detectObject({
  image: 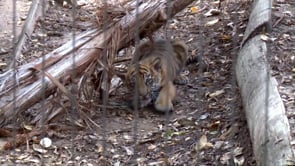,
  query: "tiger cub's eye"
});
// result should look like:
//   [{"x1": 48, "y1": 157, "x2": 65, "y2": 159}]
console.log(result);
[{"x1": 144, "y1": 74, "x2": 153, "y2": 87}]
